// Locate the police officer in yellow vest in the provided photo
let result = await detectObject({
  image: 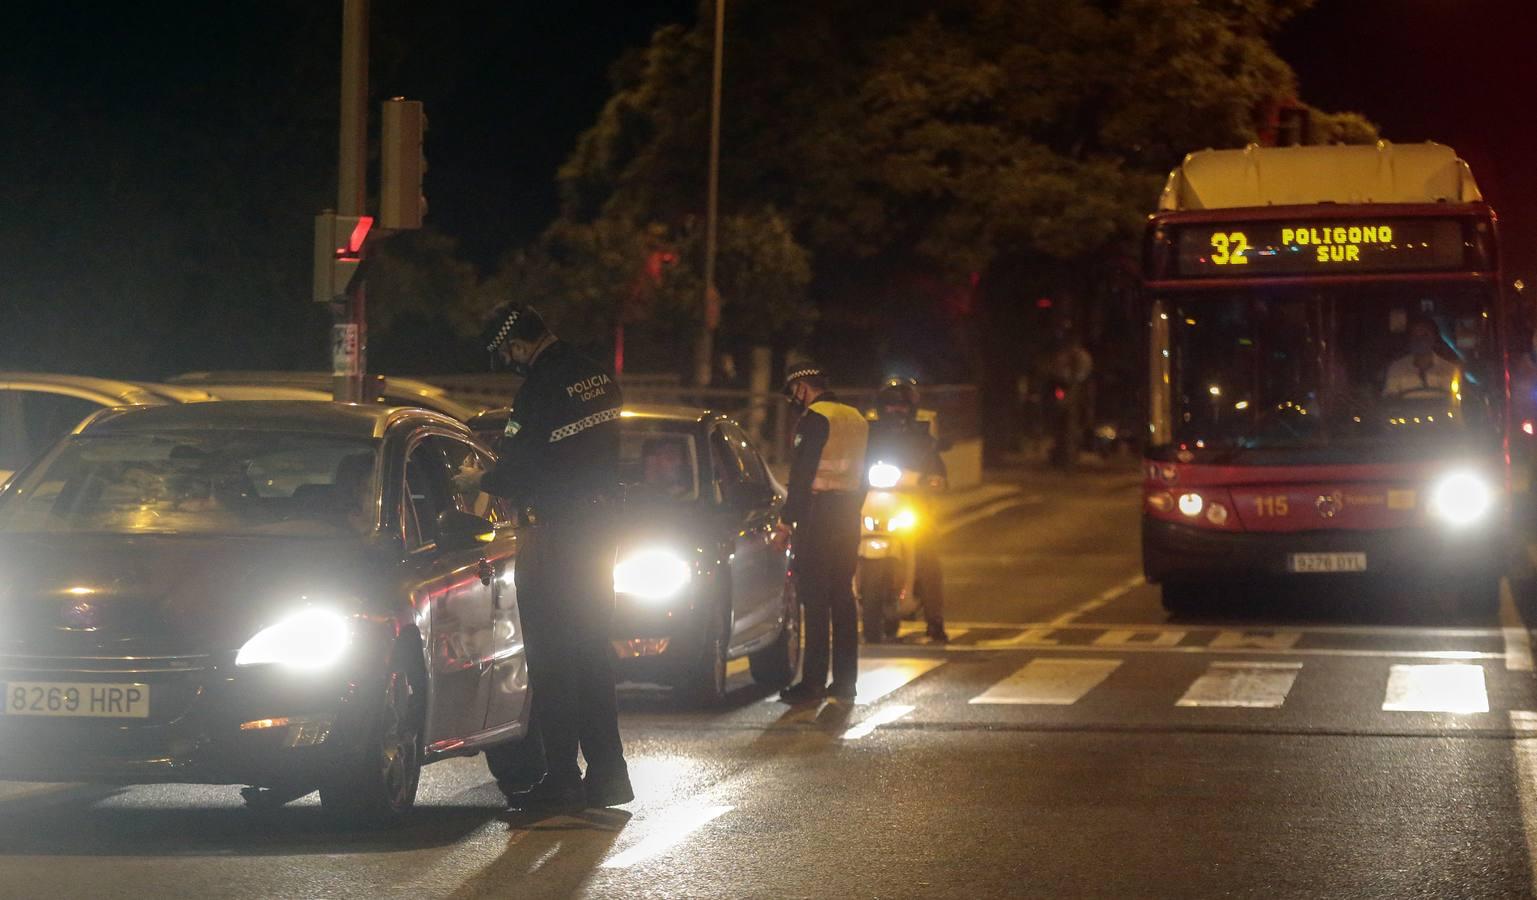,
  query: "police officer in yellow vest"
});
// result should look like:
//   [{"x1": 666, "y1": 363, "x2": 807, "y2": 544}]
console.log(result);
[{"x1": 776, "y1": 363, "x2": 869, "y2": 703}]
